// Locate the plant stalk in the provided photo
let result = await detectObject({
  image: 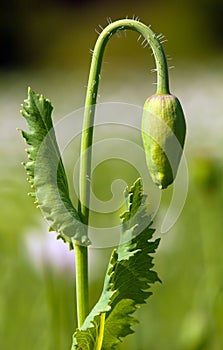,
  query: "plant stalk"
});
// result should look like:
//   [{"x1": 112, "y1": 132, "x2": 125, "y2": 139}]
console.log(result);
[
  {"x1": 76, "y1": 18, "x2": 170, "y2": 328},
  {"x1": 95, "y1": 313, "x2": 106, "y2": 350},
  {"x1": 74, "y1": 243, "x2": 89, "y2": 328}
]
